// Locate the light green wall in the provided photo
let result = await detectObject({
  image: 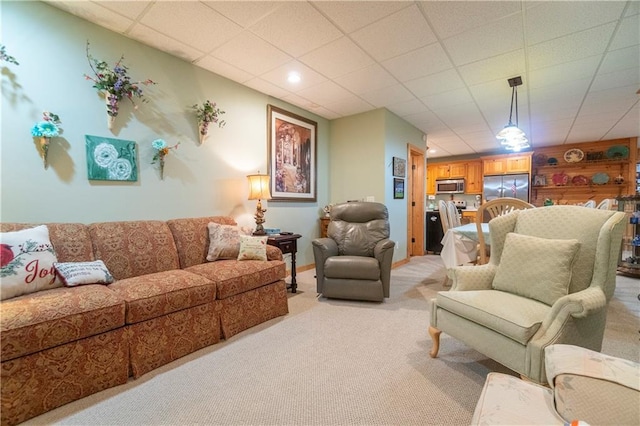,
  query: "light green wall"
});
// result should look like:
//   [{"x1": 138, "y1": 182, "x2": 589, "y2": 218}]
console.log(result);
[
  {"x1": 328, "y1": 108, "x2": 425, "y2": 261},
  {"x1": 0, "y1": 1, "x2": 330, "y2": 268}
]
